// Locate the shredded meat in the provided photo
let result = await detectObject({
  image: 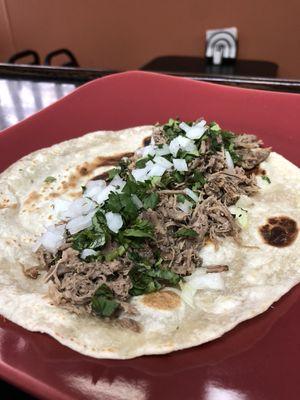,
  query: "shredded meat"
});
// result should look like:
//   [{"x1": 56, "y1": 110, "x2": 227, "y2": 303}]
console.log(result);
[
  {"x1": 190, "y1": 151, "x2": 227, "y2": 174},
  {"x1": 206, "y1": 264, "x2": 229, "y2": 273},
  {"x1": 204, "y1": 168, "x2": 258, "y2": 205},
  {"x1": 35, "y1": 247, "x2": 55, "y2": 269},
  {"x1": 116, "y1": 318, "x2": 141, "y2": 333},
  {"x1": 45, "y1": 248, "x2": 131, "y2": 311},
  {"x1": 234, "y1": 134, "x2": 271, "y2": 169},
  {"x1": 199, "y1": 196, "x2": 240, "y2": 242},
  {"x1": 107, "y1": 275, "x2": 132, "y2": 301},
  {"x1": 22, "y1": 265, "x2": 40, "y2": 279},
  {"x1": 152, "y1": 126, "x2": 166, "y2": 145}
]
